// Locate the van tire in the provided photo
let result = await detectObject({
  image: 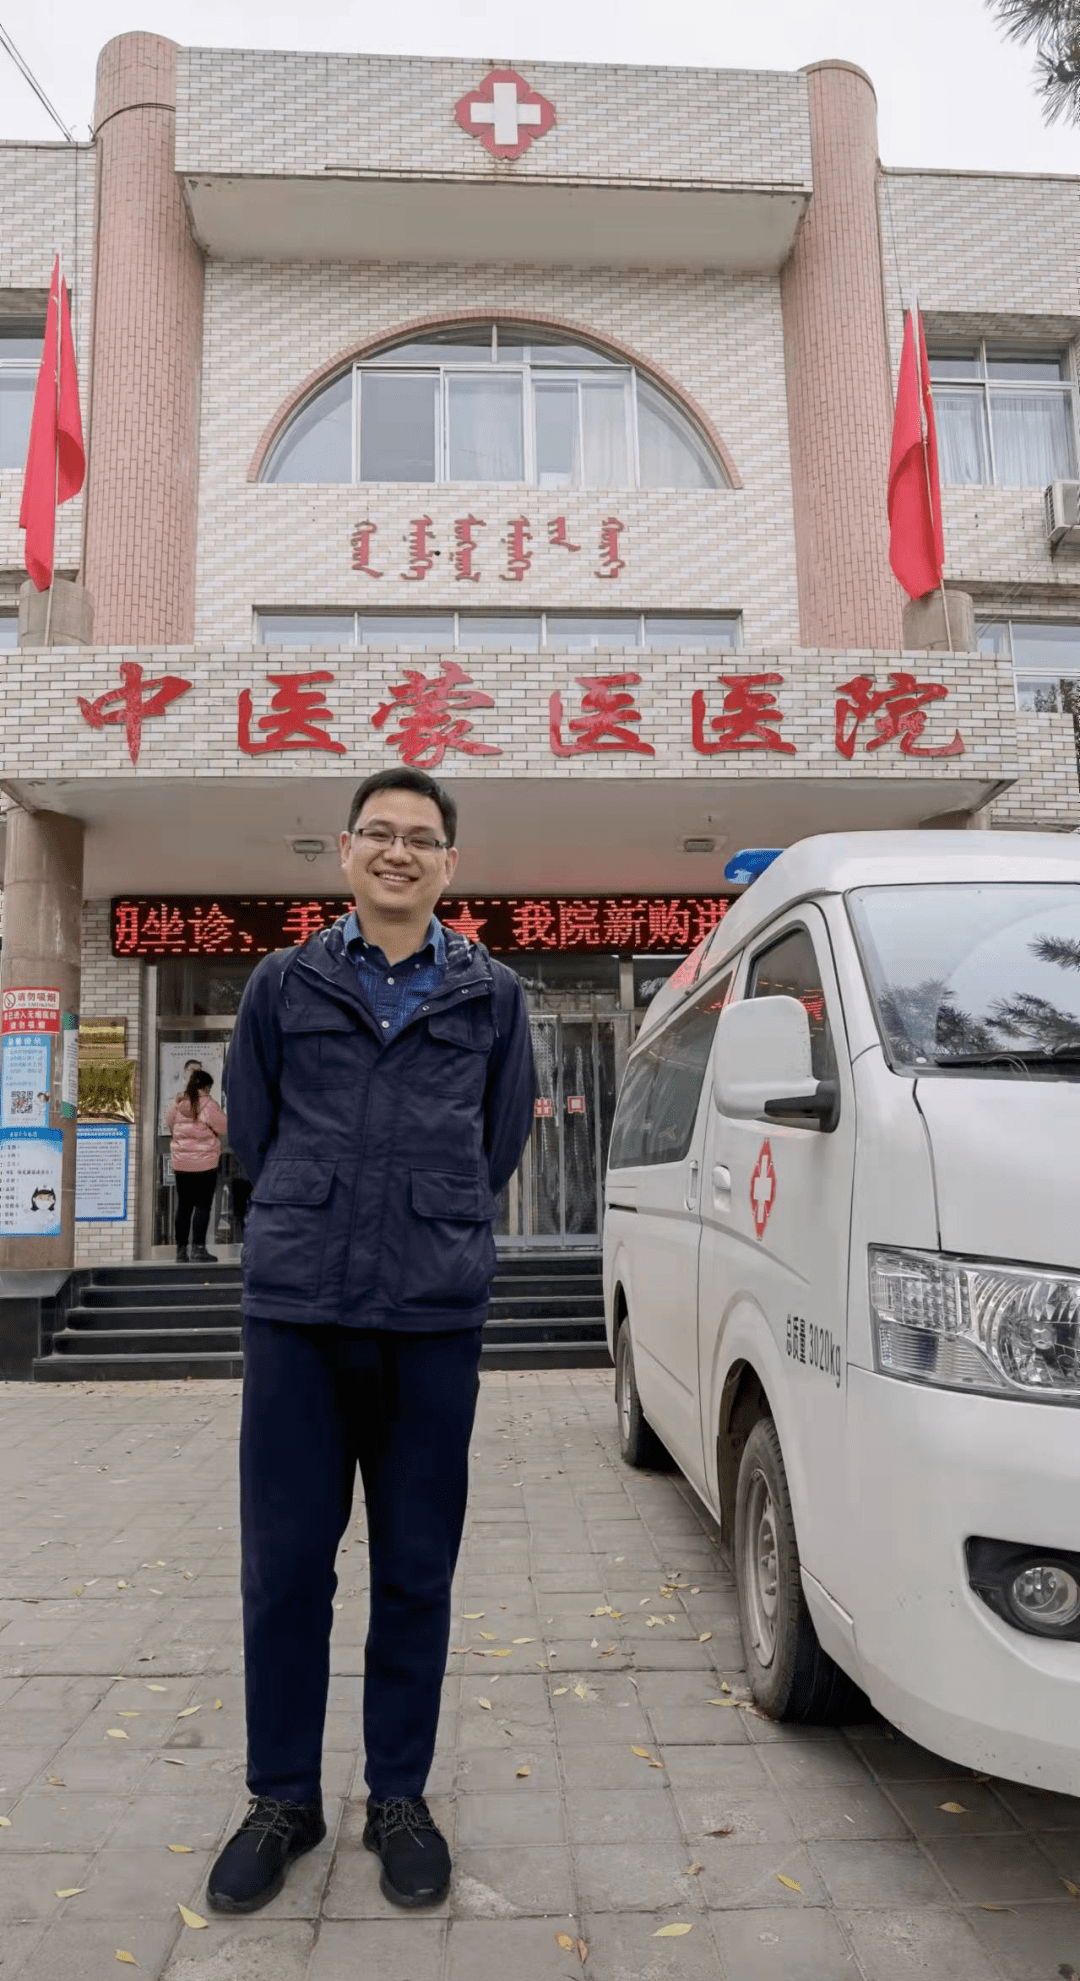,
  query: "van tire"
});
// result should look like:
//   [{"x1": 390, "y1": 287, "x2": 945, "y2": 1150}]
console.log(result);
[
  {"x1": 615, "y1": 1325, "x2": 667, "y2": 1470},
  {"x1": 734, "y1": 1417, "x2": 864, "y2": 1725}
]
